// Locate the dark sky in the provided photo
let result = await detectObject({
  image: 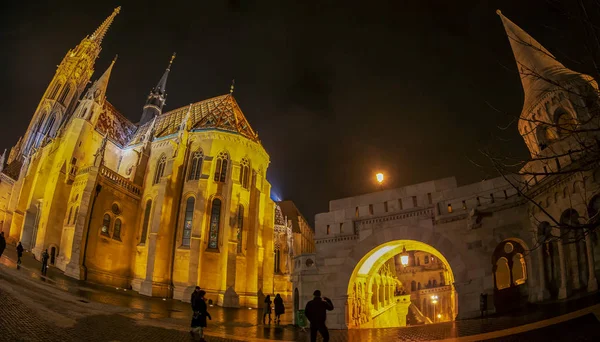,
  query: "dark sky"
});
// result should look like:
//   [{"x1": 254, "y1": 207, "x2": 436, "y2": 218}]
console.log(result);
[{"x1": 0, "y1": 1, "x2": 593, "y2": 225}]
